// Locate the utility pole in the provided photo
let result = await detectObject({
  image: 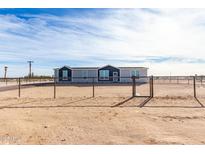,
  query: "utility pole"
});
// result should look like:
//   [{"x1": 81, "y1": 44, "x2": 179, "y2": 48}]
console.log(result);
[
  {"x1": 27, "y1": 61, "x2": 34, "y2": 78},
  {"x1": 4, "y1": 66, "x2": 8, "y2": 82}
]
